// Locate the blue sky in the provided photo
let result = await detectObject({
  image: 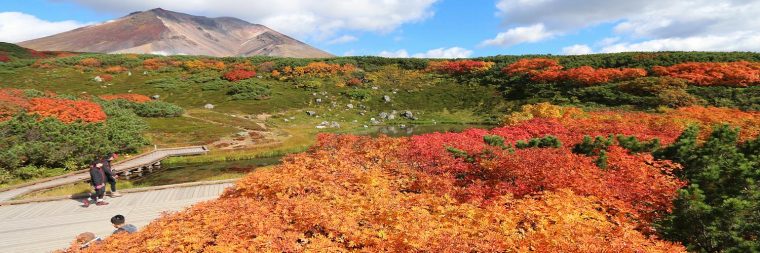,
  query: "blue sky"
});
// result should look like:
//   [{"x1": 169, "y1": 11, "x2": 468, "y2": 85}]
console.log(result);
[{"x1": 1, "y1": 0, "x2": 759, "y2": 57}]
